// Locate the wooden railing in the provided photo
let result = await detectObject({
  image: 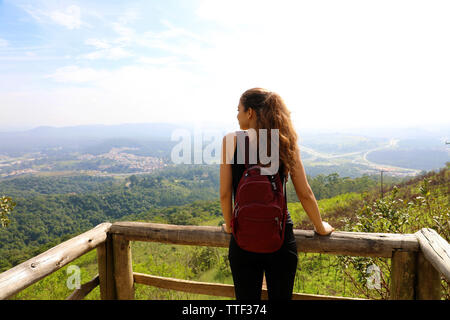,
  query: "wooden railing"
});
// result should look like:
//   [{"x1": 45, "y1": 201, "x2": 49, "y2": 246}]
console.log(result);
[{"x1": 0, "y1": 221, "x2": 449, "y2": 300}]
